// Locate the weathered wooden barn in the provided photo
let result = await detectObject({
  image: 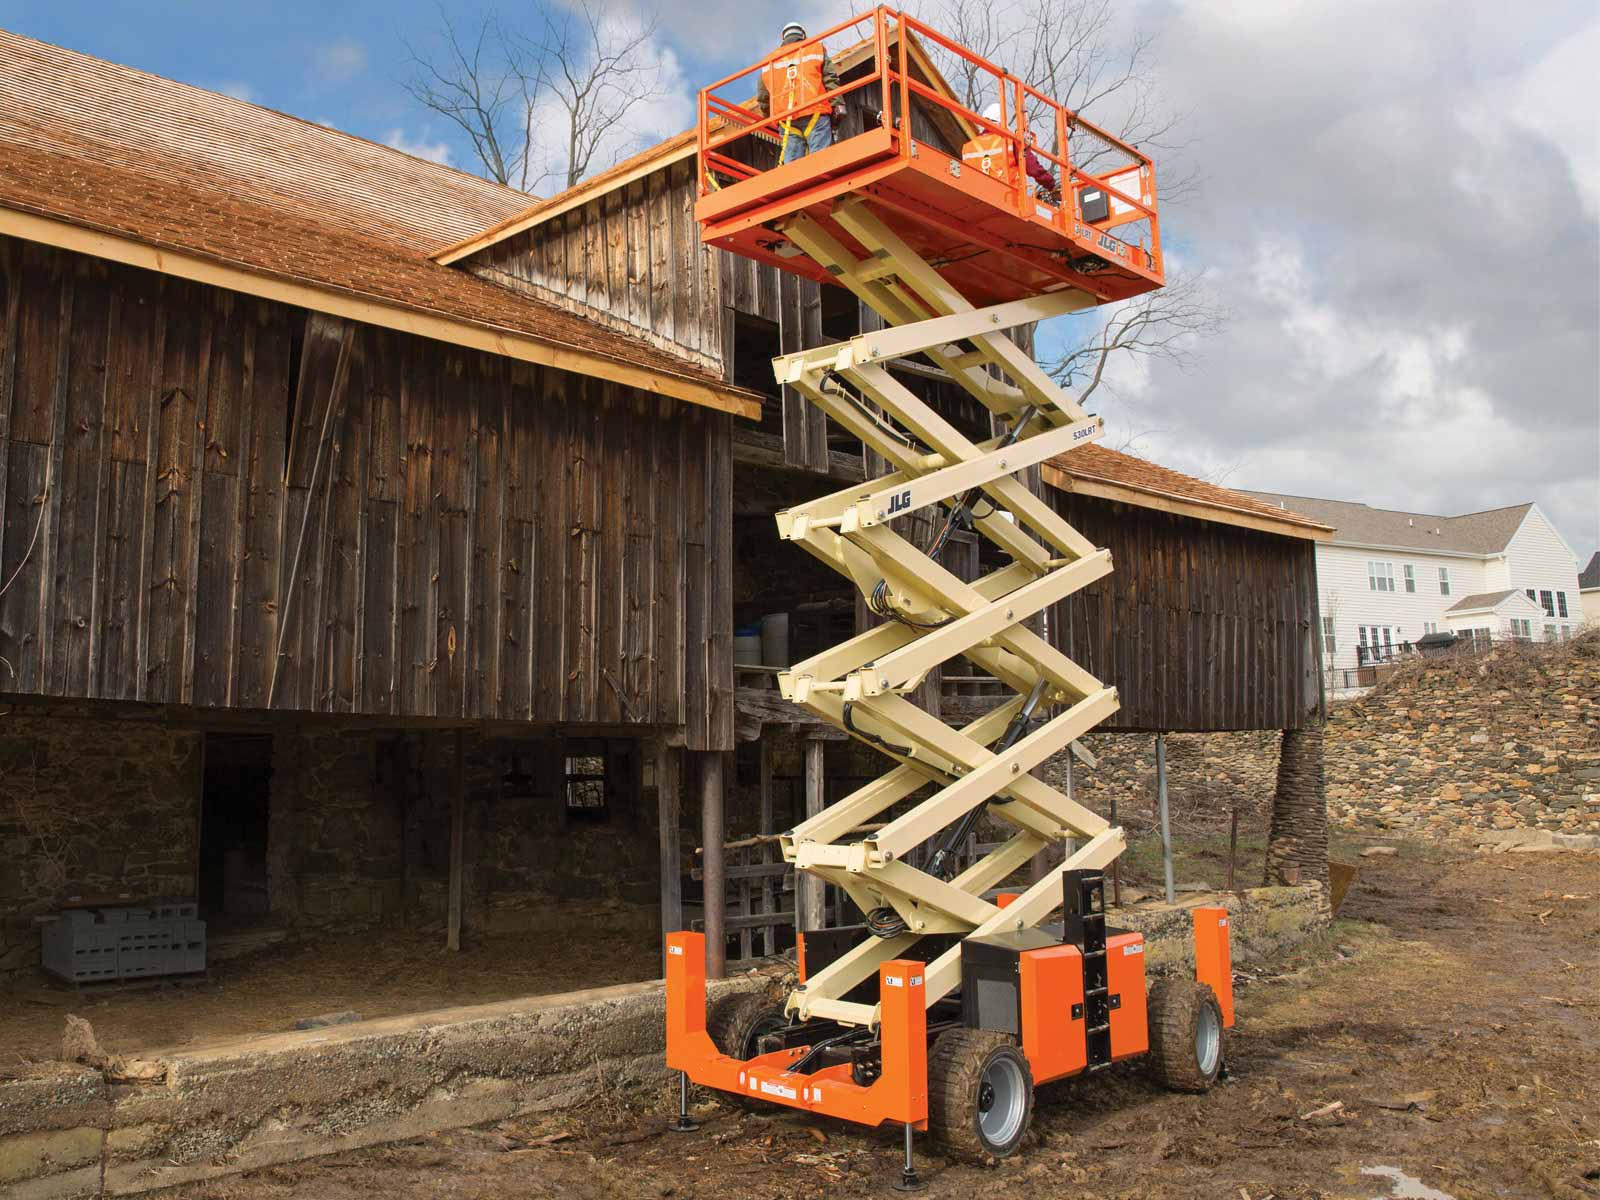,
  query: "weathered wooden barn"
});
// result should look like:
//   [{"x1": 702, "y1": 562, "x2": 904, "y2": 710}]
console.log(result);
[{"x1": 0, "y1": 22, "x2": 1331, "y2": 1030}]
